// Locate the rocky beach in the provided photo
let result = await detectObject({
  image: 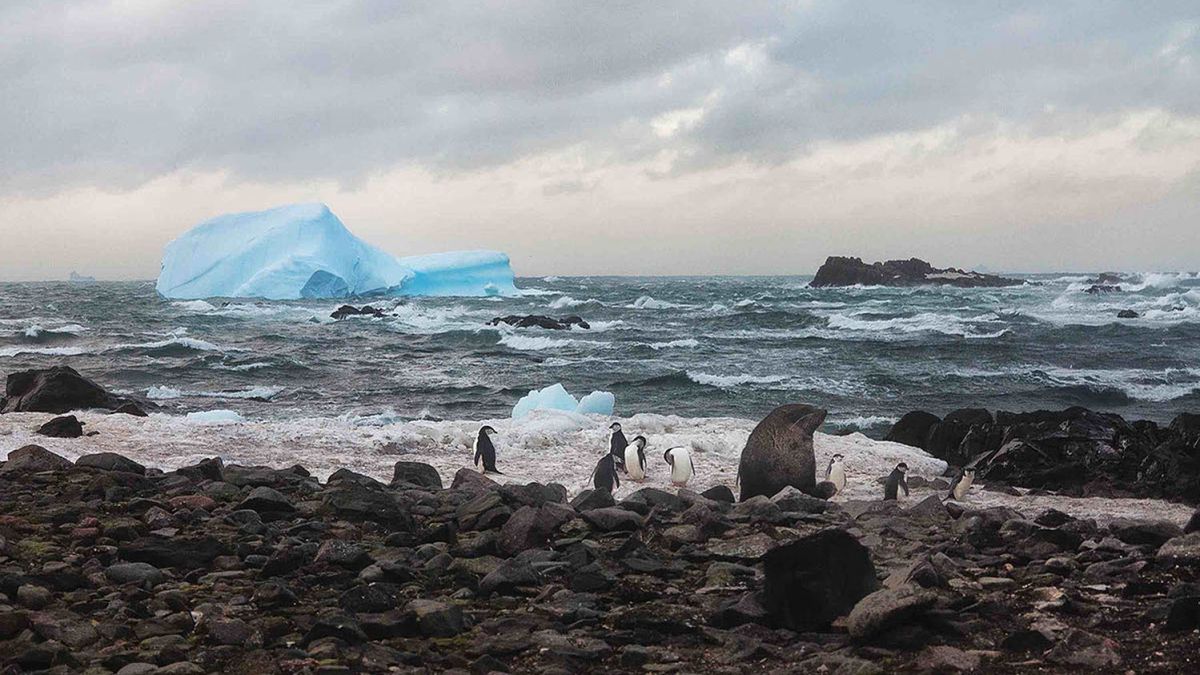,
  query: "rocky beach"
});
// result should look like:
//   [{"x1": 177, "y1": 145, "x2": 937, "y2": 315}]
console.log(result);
[{"x1": 2, "y1": 367, "x2": 1200, "y2": 673}]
